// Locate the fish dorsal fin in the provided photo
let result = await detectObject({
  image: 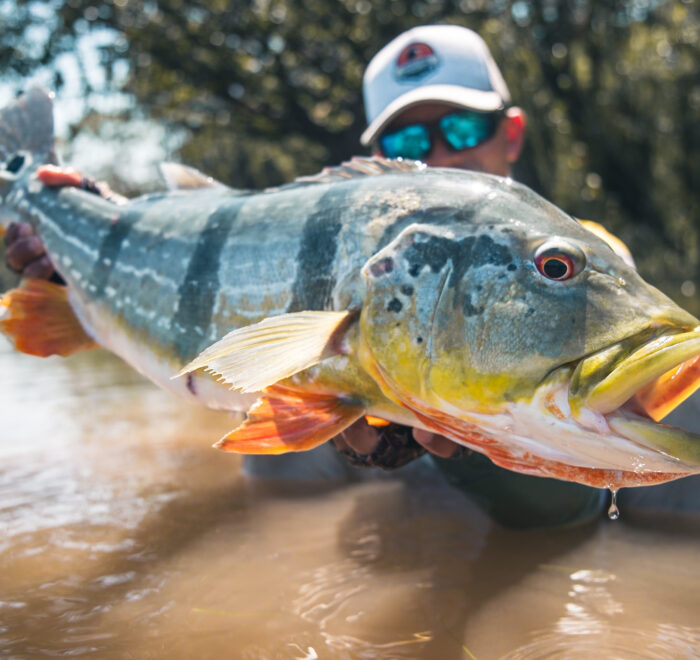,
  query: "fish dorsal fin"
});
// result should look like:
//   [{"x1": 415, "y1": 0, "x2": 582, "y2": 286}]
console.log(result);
[
  {"x1": 578, "y1": 219, "x2": 636, "y2": 268},
  {"x1": 293, "y1": 156, "x2": 426, "y2": 185},
  {"x1": 215, "y1": 385, "x2": 365, "y2": 454},
  {"x1": 175, "y1": 310, "x2": 356, "y2": 392},
  {"x1": 159, "y1": 162, "x2": 227, "y2": 190}
]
